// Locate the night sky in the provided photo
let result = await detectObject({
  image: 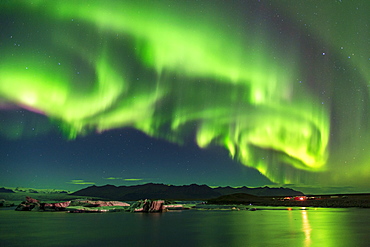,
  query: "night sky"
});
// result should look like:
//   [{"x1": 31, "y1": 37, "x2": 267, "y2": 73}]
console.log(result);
[{"x1": 0, "y1": 1, "x2": 369, "y2": 194}]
